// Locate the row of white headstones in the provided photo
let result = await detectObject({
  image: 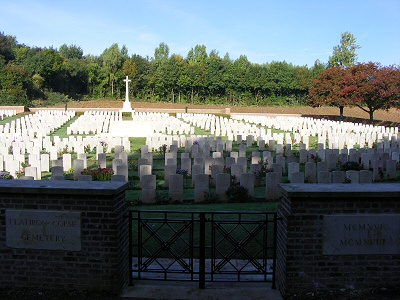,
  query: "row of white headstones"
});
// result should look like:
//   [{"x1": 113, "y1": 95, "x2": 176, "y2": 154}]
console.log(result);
[{"x1": 0, "y1": 110, "x2": 398, "y2": 201}]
